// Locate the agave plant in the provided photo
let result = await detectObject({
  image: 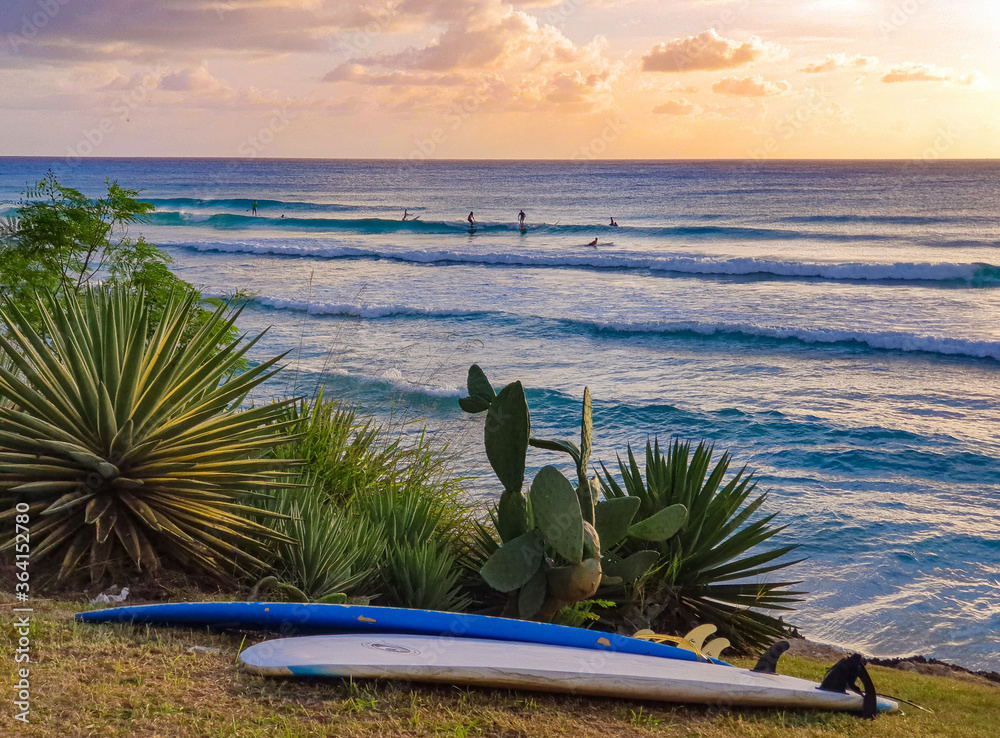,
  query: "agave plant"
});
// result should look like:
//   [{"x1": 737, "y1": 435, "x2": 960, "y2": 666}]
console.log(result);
[
  {"x1": 0, "y1": 287, "x2": 298, "y2": 583},
  {"x1": 354, "y1": 488, "x2": 473, "y2": 612},
  {"x1": 380, "y1": 541, "x2": 472, "y2": 612},
  {"x1": 600, "y1": 439, "x2": 804, "y2": 651},
  {"x1": 251, "y1": 476, "x2": 384, "y2": 603}
]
